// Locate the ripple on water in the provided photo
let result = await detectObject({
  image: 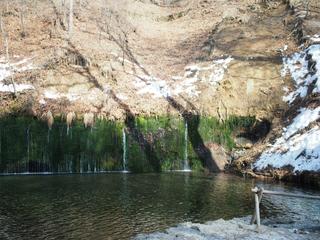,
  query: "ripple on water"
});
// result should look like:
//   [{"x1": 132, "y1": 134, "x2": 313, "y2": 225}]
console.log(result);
[{"x1": 0, "y1": 173, "x2": 319, "y2": 239}]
